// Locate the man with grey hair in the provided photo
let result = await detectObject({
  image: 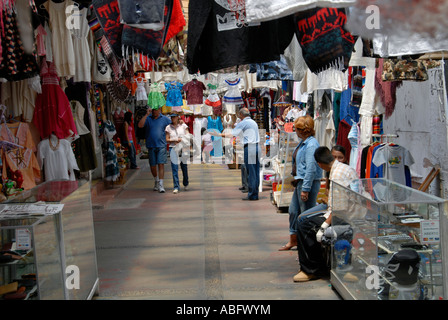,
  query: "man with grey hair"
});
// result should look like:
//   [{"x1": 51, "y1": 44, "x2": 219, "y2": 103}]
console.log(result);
[{"x1": 213, "y1": 108, "x2": 260, "y2": 200}]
